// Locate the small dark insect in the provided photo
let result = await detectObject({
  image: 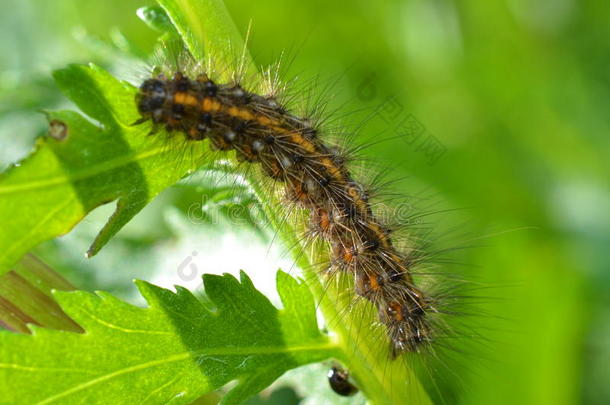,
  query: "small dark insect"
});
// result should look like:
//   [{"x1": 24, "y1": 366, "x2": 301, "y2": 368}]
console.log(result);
[{"x1": 328, "y1": 365, "x2": 358, "y2": 396}]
